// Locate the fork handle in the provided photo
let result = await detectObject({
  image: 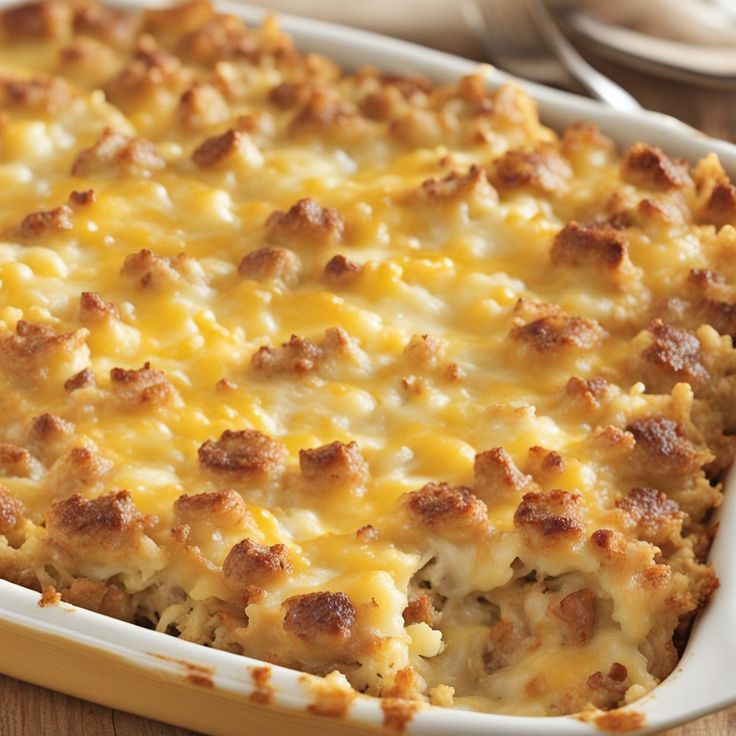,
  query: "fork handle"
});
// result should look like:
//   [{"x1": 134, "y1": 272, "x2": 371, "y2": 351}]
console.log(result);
[{"x1": 528, "y1": 0, "x2": 642, "y2": 111}]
